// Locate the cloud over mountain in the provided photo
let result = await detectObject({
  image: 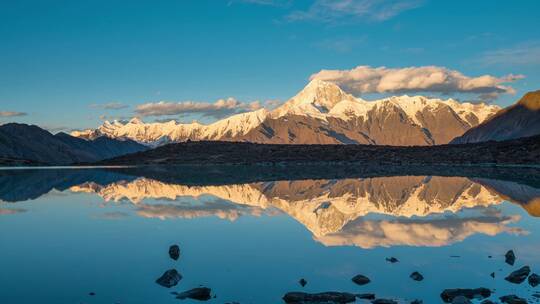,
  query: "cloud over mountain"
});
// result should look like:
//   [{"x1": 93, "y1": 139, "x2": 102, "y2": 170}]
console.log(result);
[
  {"x1": 0, "y1": 111, "x2": 27, "y2": 117},
  {"x1": 135, "y1": 98, "x2": 262, "y2": 119},
  {"x1": 90, "y1": 102, "x2": 129, "y2": 110},
  {"x1": 310, "y1": 65, "x2": 524, "y2": 101}
]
